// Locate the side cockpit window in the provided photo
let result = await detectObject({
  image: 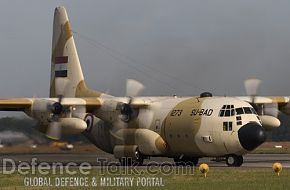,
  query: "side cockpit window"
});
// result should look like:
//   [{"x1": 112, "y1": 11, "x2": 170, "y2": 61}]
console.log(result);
[
  {"x1": 250, "y1": 107, "x2": 257, "y2": 114},
  {"x1": 219, "y1": 105, "x2": 235, "y2": 117}
]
